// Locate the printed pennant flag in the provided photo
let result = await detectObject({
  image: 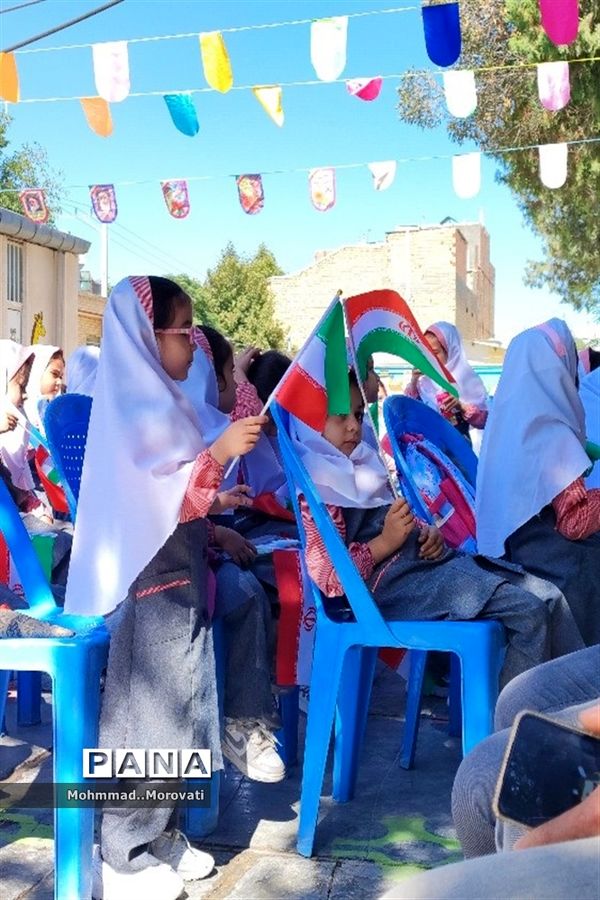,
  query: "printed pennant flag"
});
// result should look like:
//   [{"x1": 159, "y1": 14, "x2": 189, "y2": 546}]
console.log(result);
[
  {"x1": 252, "y1": 86, "x2": 284, "y2": 127},
  {"x1": 309, "y1": 167, "x2": 336, "y2": 212},
  {"x1": 346, "y1": 77, "x2": 383, "y2": 101},
  {"x1": 368, "y1": 160, "x2": 397, "y2": 191},
  {"x1": 200, "y1": 31, "x2": 233, "y2": 93},
  {"x1": 92, "y1": 41, "x2": 130, "y2": 102},
  {"x1": 345, "y1": 289, "x2": 458, "y2": 398},
  {"x1": 537, "y1": 61, "x2": 570, "y2": 111},
  {"x1": 539, "y1": 0, "x2": 579, "y2": 46},
  {"x1": 164, "y1": 94, "x2": 199, "y2": 136},
  {"x1": 236, "y1": 174, "x2": 264, "y2": 215},
  {"x1": 452, "y1": 152, "x2": 481, "y2": 199},
  {"x1": 0, "y1": 52, "x2": 19, "y2": 102},
  {"x1": 90, "y1": 184, "x2": 117, "y2": 223},
  {"x1": 275, "y1": 300, "x2": 350, "y2": 432},
  {"x1": 311, "y1": 16, "x2": 348, "y2": 82},
  {"x1": 443, "y1": 69, "x2": 477, "y2": 117},
  {"x1": 19, "y1": 190, "x2": 49, "y2": 224},
  {"x1": 161, "y1": 180, "x2": 191, "y2": 218},
  {"x1": 80, "y1": 97, "x2": 113, "y2": 137},
  {"x1": 422, "y1": 2, "x2": 462, "y2": 67},
  {"x1": 539, "y1": 143, "x2": 568, "y2": 189}
]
